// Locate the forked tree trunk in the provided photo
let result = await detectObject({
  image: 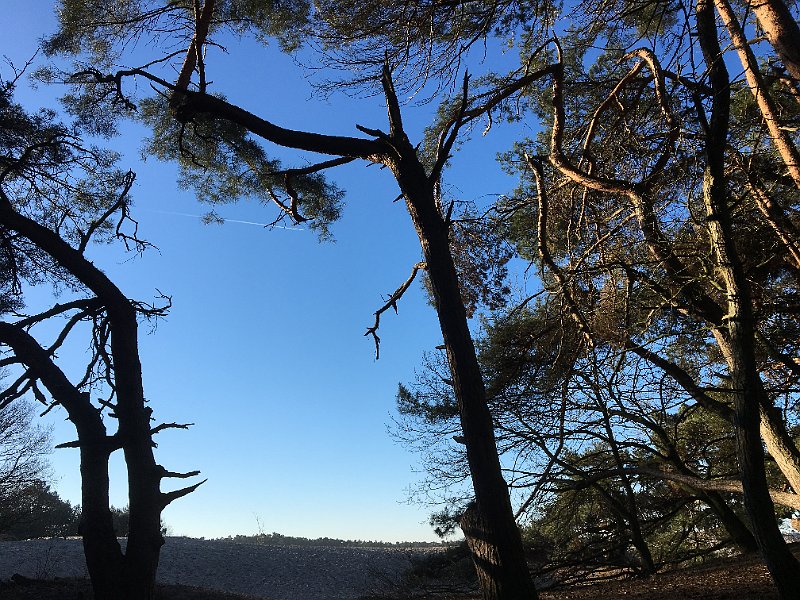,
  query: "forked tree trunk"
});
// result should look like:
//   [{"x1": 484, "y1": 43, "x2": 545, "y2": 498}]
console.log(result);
[
  {"x1": 0, "y1": 322, "x2": 125, "y2": 597},
  {"x1": 0, "y1": 197, "x2": 168, "y2": 600}
]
